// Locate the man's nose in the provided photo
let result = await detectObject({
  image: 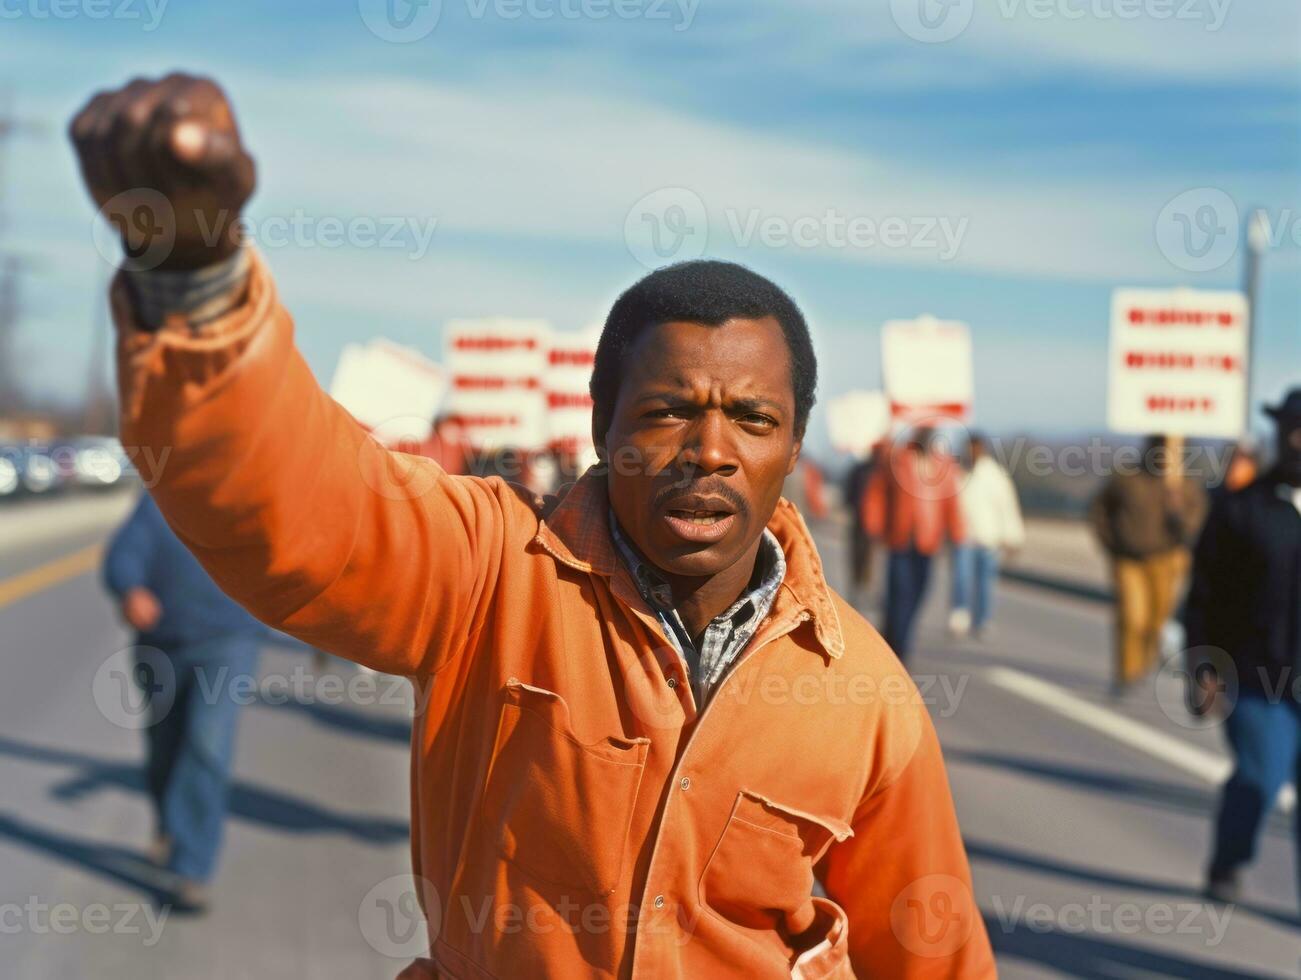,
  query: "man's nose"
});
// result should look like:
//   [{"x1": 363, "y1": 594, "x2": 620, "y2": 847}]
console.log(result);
[{"x1": 678, "y1": 411, "x2": 738, "y2": 475}]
